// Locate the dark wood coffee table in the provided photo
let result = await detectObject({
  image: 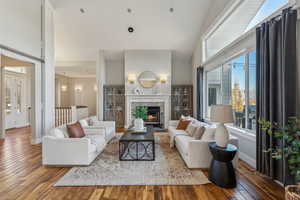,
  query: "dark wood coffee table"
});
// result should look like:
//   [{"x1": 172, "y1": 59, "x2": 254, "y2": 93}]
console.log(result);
[{"x1": 119, "y1": 127, "x2": 155, "y2": 161}]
